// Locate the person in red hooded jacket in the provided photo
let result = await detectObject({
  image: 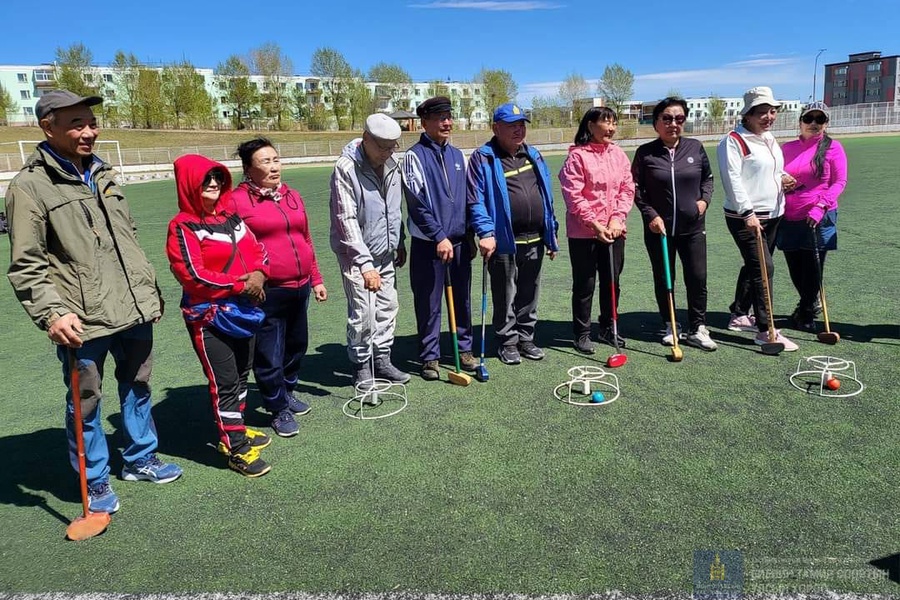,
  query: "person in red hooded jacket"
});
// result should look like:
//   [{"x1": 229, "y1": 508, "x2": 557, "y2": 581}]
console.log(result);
[{"x1": 166, "y1": 154, "x2": 272, "y2": 478}]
